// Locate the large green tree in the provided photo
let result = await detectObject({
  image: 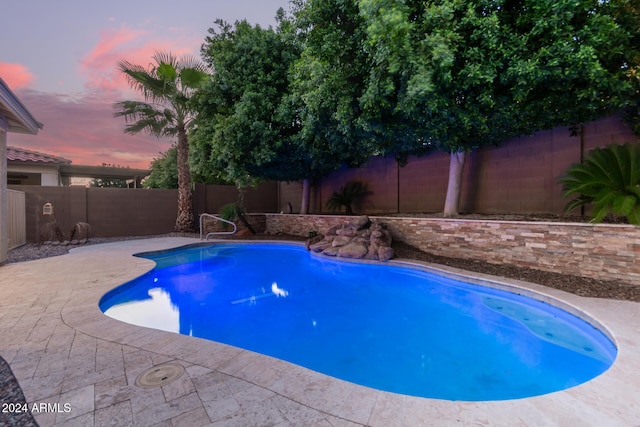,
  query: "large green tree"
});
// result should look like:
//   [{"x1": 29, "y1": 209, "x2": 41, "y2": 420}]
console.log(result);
[
  {"x1": 359, "y1": 0, "x2": 640, "y2": 216},
  {"x1": 143, "y1": 146, "x2": 178, "y2": 189},
  {"x1": 193, "y1": 5, "x2": 374, "y2": 214},
  {"x1": 192, "y1": 18, "x2": 303, "y2": 189},
  {"x1": 115, "y1": 51, "x2": 210, "y2": 231},
  {"x1": 287, "y1": 0, "x2": 375, "y2": 213}
]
